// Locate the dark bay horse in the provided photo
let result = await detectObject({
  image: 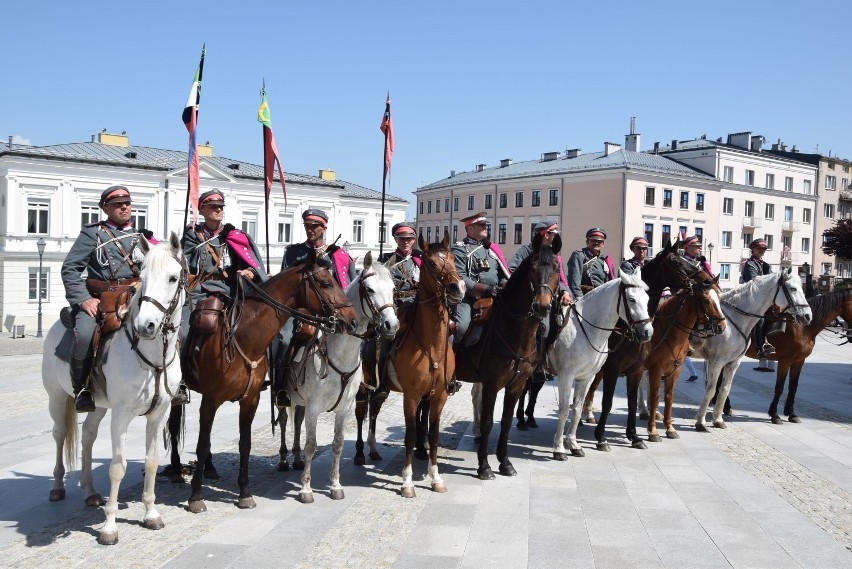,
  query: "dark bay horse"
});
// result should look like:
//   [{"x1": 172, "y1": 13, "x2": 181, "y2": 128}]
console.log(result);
[
  {"x1": 743, "y1": 287, "x2": 852, "y2": 424},
  {"x1": 169, "y1": 252, "x2": 357, "y2": 513},
  {"x1": 461, "y1": 236, "x2": 560, "y2": 480},
  {"x1": 353, "y1": 233, "x2": 465, "y2": 498}
]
